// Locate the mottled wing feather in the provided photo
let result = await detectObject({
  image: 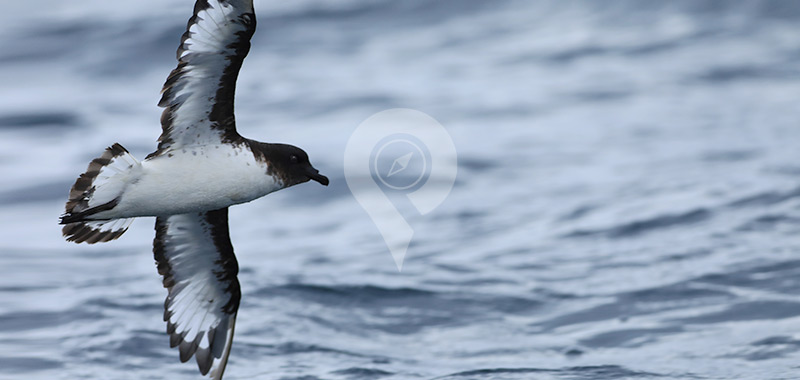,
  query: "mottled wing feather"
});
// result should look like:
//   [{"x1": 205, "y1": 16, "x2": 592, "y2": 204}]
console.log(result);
[
  {"x1": 154, "y1": 208, "x2": 241, "y2": 379},
  {"x1": 149, "y1": 0, "x2": 256, "y2": 158}
]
